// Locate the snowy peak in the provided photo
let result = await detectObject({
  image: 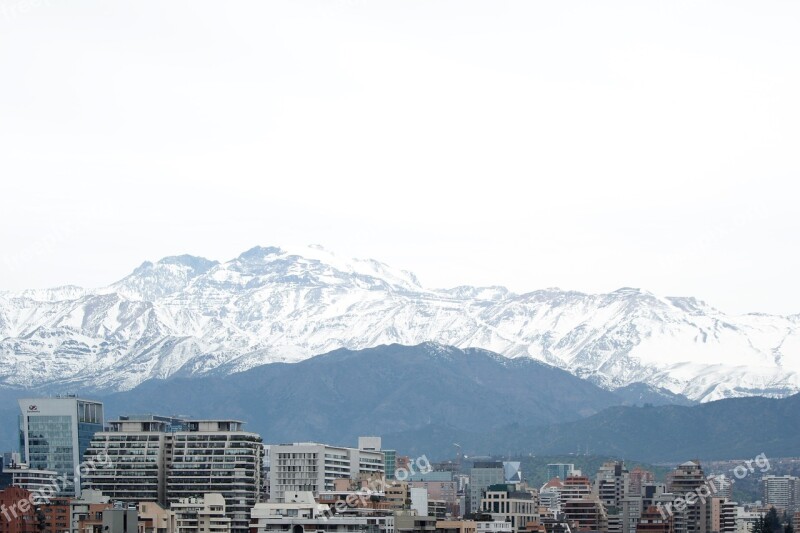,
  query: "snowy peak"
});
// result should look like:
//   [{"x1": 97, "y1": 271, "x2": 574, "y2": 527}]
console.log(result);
[
  {"x1": 111, "y1": 254, "x2": 219, "y2": 301},
  {"x1": 0, "y1": 245, "x2": 797, "y2": 402}
]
